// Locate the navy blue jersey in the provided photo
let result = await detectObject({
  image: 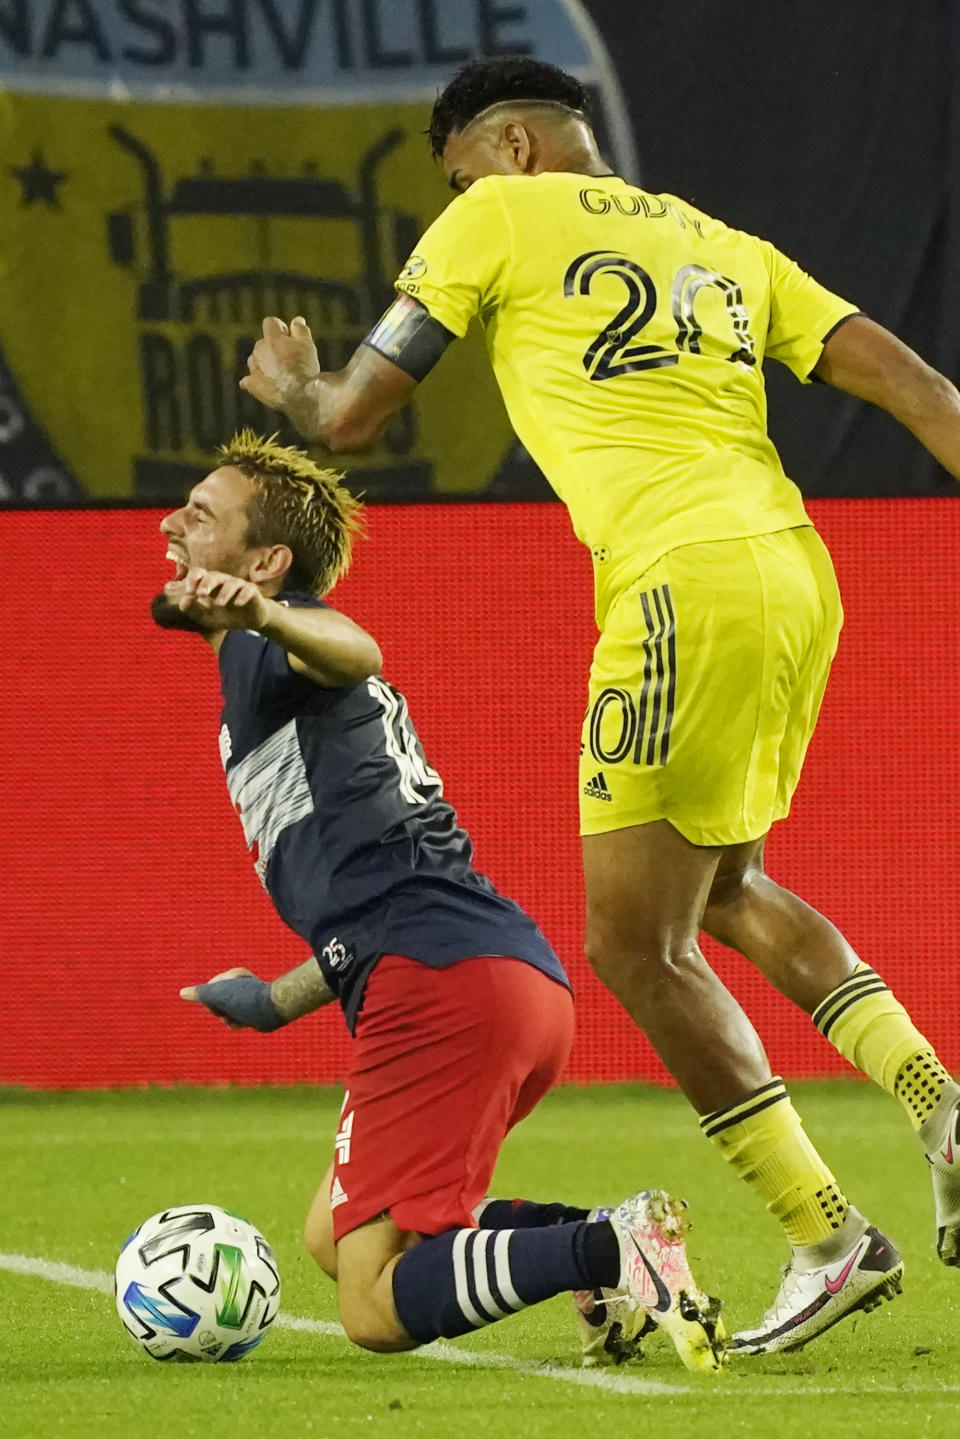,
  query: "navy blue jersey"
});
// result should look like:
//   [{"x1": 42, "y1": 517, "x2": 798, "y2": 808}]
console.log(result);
[{"x1": 217, "y1": 594, "x2": 569, "y2": 1028}]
